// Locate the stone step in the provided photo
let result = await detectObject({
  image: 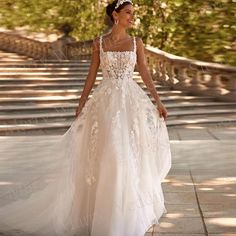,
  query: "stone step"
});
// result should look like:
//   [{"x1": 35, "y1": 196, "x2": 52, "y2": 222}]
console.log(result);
[
  {"x1": 0, "y1": 73, "x2": 144, "y2": 82},
  {"x1": 0, "y1": 67, "x2": 93, "y2": 72},
  {"x1": 0, "y1": 102, "x2": 235, "y2": 114},
  {"x1": 0, "y1": 89, "x2": 186, "y2": 97},
  {"x1": 0, "y1": 122, "x2": 71, "y2": 135},
  {"x1": 0, "y1": 108, "x2": 235, "y2": 124},
  {"x1": 0, "y1": 77, "x2": 103, "y2": 84},
  {"x1": 0, "y1": 70, "x2": 141, "y2": 77},
  {"x1": 0, "y1": 95, "x2": 214, "y2": 105},
  {"x1": 0, "y1": 82, "x2": 100, "y2": 89},
  {"x1": 0, "y1": 104, "x2": 77, "y2": 114},
  {"x1": 0, "y1": 80, "x2": 159, "y2": 87},
  {"x1": 0, "y1": 81, "x2": 170, "y2": 93},
  {"x1": 167, "y1": 108, "x2": 236, "y2": 119},
  {"x1": 167, "y1": 115, "x2": 236, "y2": 127},
  {"x1": 165, "y1": 101, "x2": 236, "y2": 110},
  {"x1": 0, "y1": 71, "x2": 92, "y2": 78},
  {"x1": 0, "y1": 60, "x2": 91, "y2": 67},
  {"x1": 1, "y1": 115, "x2": 235, "y2": 136},
  {"x1": 0, "y1": 112, "x2": 74, "y2": 123},
  {"x1": 0, "y1": 78, "x2": 168, "y2": 91}
]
